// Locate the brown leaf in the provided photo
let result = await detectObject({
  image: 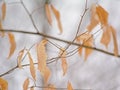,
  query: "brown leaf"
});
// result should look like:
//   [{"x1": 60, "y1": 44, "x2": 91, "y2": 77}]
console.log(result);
[
  {"x1": 51, "y1": 5, "x2": 63, "y2": 34},
  {"x1": 67, "y1": 81, "x2": 73, "y2": 90},
  {"x1": 43, "y1": 67, "x2": 51, "y2": 84},
  {"x1": 23, "y1": 78, "x2": 29, "y2": 90},
  {"x1": 45, "y1": 3, "x2": 52, "y2": 25},
  {"x1": 76, "y1": 33, "x2": 93, "y2": 60},
  {"x1": 17, "y1": 49, "x2": 24, "y2": 68},
  {"x1": 110, "y1": 26, "x2": 119, "y2": 56},
  {"x1": 100, "y1": 26, "x2": 111, "y2": 48},
  {"x1": 96, "y1": 5, "x2": 108, "y2": 26},
  {"x1": 30, "y1": 87, "x2": 34, "y2": 90},
  {"x1": 0, "y1": 20, "x2": 5, "y2": 37},
  {"x1": 0, "y1": 77, "x2": 8, "y2": 90},
  {"x1": 28, "y1": 52, "x2": 36, "y2": 81},
  {"x1": 87, "y1": 4, "x2": 99, "y2": 32},
  {"x1": 44, "y1": 84, "x2": 56, "y2": 90},
  {"x1": 2, "y1": 2, "x2": 6, "y2": 20},
  {"x1": 37, "y1": 39, "x2": 47, "y2": 72},
  {"x1": 37, "y1": 39, "x2": 51, "y2": 84},
  {"x1": 7, "y1": 33, "x2": 16, "y2": 59},
  {"x1": 59, "y1": 48, "x2": 67, "y2": 76}
]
